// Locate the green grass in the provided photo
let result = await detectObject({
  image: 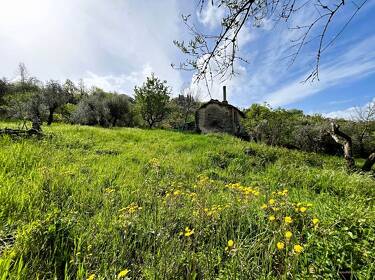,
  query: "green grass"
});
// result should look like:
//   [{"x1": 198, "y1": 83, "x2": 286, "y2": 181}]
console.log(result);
[{"x1": 0, "y1": 123, "x2": 374, "y2": 279}]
